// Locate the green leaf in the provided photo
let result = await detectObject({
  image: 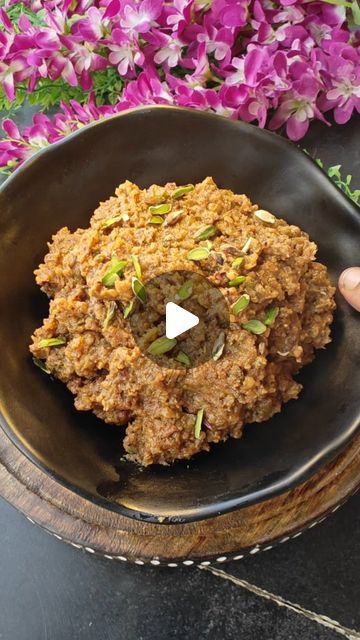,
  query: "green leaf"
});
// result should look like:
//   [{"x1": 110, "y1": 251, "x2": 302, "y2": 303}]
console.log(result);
[
  {"x1": 242, "y1": 320, "x2": 267, "y2": 335},
  {"x1": 194, "y1": 408, "x2": 204, "y2": 439},
  {"x1": 147, "y1": 336, "x2": 177, "y2": 356},
  {"x1": 328, "y1": 165, "x2": 342, "y2": 179},
  {"x1": 232, "y1": 294, "x2": 250, "y2": 315},
  {"x1": 351, "y1": 0, "x2": 360, "y2": 25},
  {"x1": 38, "y1": 337, "x2": 66, "y2": 348},
  {"x1": 132, "y1": 277, "x2": 147, "y2": 304}
]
